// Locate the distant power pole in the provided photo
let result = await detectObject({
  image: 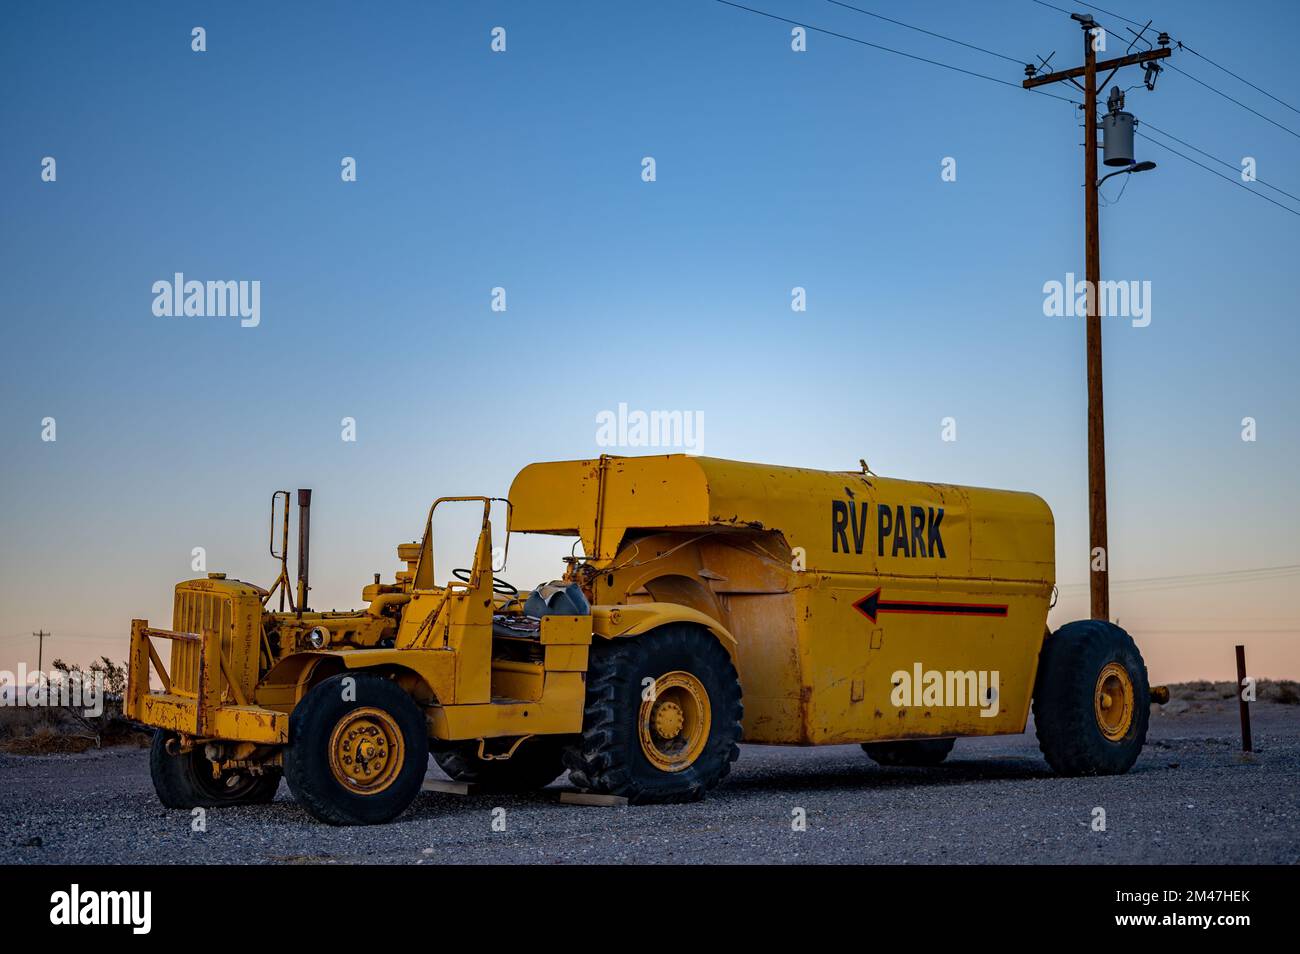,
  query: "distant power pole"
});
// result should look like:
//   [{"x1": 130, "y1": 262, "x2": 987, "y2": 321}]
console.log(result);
[
  {"x1": 1022, "y1": 14, "x2": 1171, "y2": 621},
  {"x1": 33, "y1": 629, "x2": 49, "y2": 673}
]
